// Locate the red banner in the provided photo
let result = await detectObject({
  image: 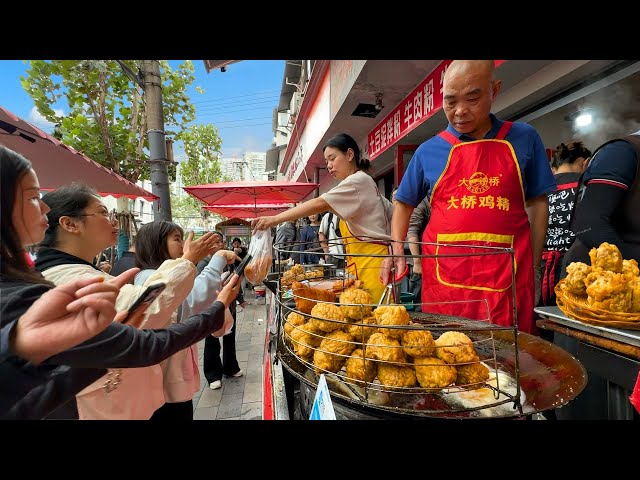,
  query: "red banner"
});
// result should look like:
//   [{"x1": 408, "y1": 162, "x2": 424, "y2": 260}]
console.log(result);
[{"x1": 368, "y1": 60, "x2": 506, "y2": 161}]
